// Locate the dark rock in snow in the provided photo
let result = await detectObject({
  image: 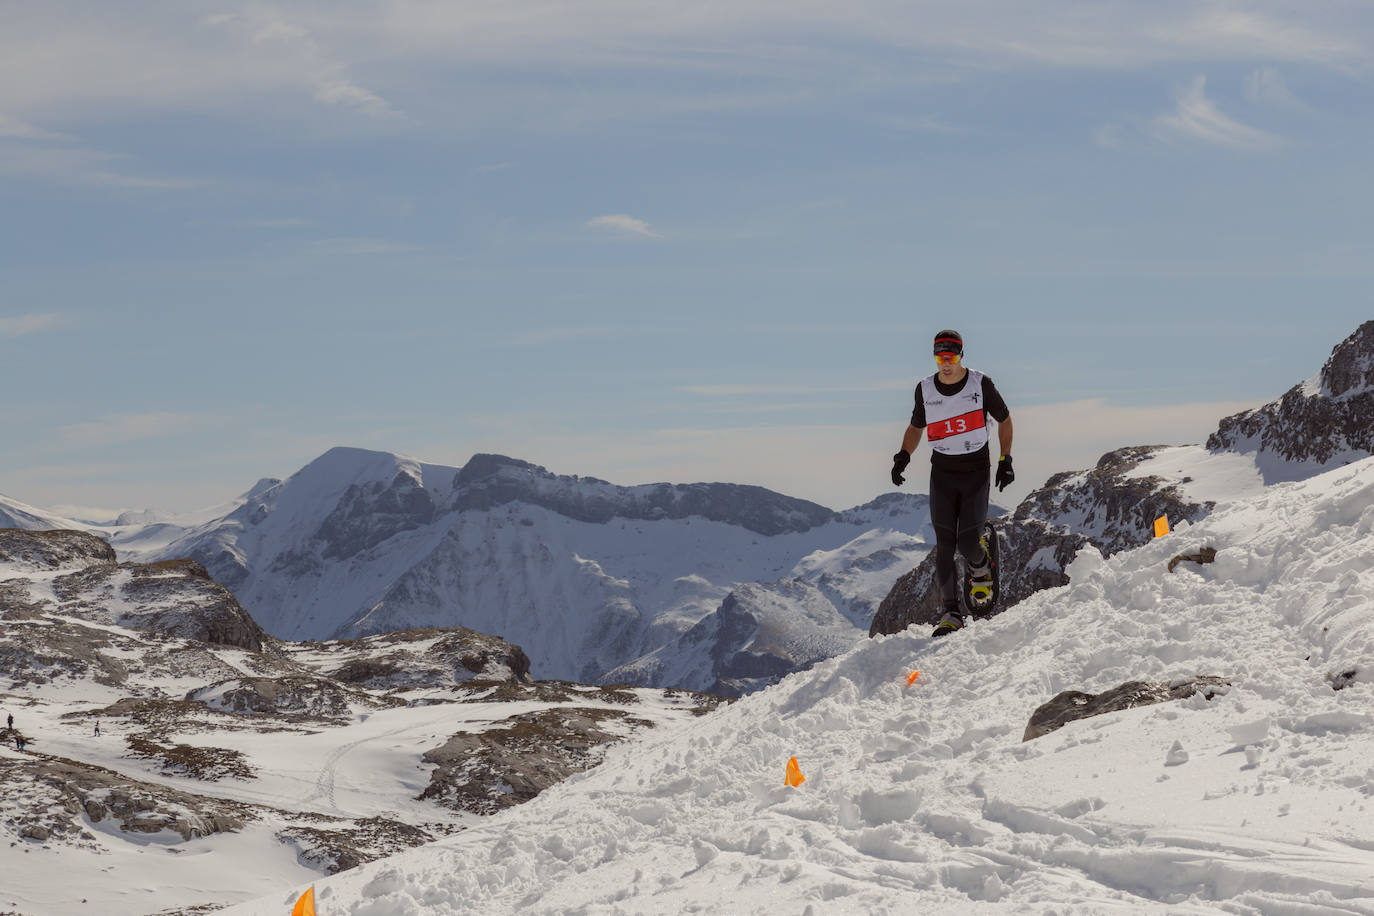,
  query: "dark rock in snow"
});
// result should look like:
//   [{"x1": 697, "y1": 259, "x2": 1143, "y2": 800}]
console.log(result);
[
  {"x1": 1168, "y1": 546, "x2": 1217, "y2": 573},
  {"x1": 1023, "y1": 676, "x2": 1230, "y2": 742},
  {"x1": 418, "y1": 706, "x2": 654, "y2": 815}
]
